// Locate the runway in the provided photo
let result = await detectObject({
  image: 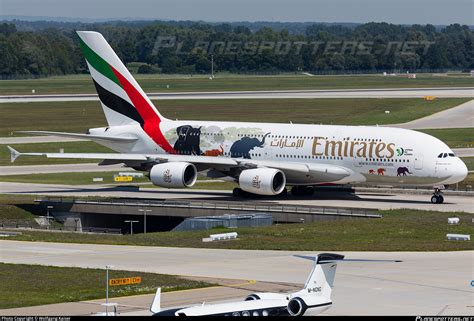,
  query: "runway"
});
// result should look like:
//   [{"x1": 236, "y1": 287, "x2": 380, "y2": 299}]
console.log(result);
[
  {"x1": 0, "y1": 241, "x2": 472, "y2": 315},
  {"x1": 1, "y1": 182, "x2": 473, "y2": 213},
  {"x1": 1, "y1": 87, "x2": 473, "y2": 103}
]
